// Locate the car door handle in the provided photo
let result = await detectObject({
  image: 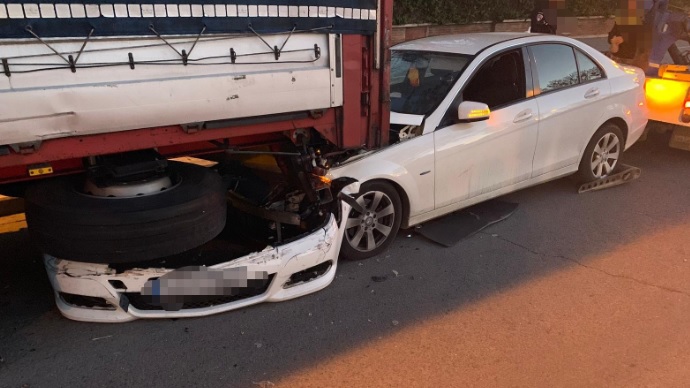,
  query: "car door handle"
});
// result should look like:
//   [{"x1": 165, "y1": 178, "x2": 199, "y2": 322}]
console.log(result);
[
  {"x1": 513, "y1": 109, "x2": 533, "y2": 123},
  {"x1": 584, "y1": 88, "x2": 600, "y2": 99}
]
